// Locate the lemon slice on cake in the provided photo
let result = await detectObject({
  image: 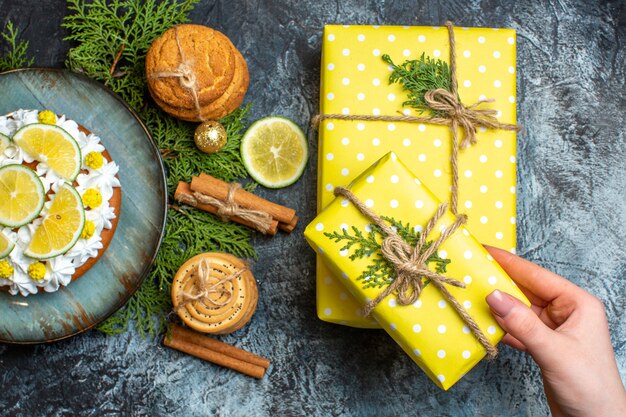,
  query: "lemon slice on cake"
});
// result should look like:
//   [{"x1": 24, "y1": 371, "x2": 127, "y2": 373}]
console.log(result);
[
  {"x1": 0, "y1": 164, "x2": 46, "y2": 228},
  {"x1": 241, "y1": 117, "x2": 308, "y2": 188},
  {"x1": 0, "y1": 232, "x2": 15, "y2": 259},
  {"x1": 12, "y1": 123, "x2": 82, "y2": 181},
  {"x1": 24, "y1": 183, "x2": 85, "y2": 259}
]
